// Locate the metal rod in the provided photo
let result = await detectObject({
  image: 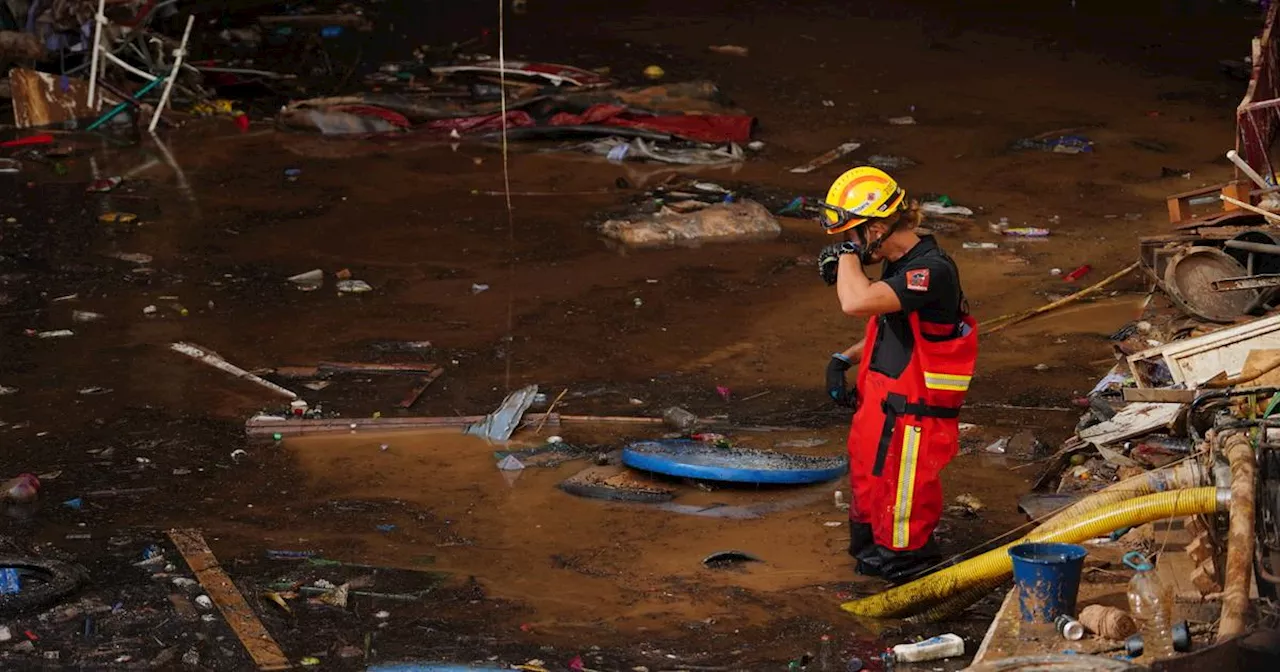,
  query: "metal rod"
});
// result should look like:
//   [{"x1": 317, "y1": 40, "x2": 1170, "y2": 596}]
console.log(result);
[
  {"x1": 149, "y1": 15, "x2": 194, "y2": 133},
  {"x1": 1224, "y1": 238, "x2": 1280, "y2": 255},
  {"x1": 87, "y1": 0, "x2": 107, "y2": 109},
  {"x1": 1212, "y1": 273, "x2": 1280, "y2": 291}
]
